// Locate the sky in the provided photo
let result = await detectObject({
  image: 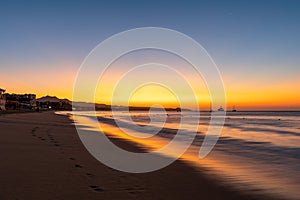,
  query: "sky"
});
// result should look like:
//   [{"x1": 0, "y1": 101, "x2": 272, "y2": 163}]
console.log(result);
[{"x1": 0, "y1": 0, "x2": 300, "y2": 110}]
